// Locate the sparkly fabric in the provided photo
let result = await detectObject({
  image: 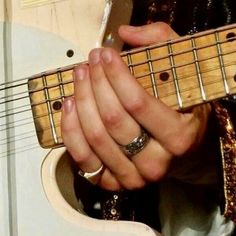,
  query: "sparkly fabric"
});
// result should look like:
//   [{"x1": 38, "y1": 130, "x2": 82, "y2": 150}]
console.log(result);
[
  {"x1": 131, "y1": 0, "x2": 236, "y2": 35},
  {"x1": 130, "y1": 0, "x2": 236, "y2": 234}
]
